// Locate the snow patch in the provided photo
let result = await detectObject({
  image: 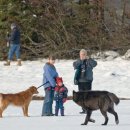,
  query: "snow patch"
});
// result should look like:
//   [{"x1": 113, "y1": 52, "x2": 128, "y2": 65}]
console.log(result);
[
  {"x1": 0, "y1": 59, "x2": 130, "y2": 97},
  {"x1": 91, "y1": 51, "x2": 119, "y2": 60},
  {"x1": 124, "y1": 49, "x2": 130, "y2": 59}
]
